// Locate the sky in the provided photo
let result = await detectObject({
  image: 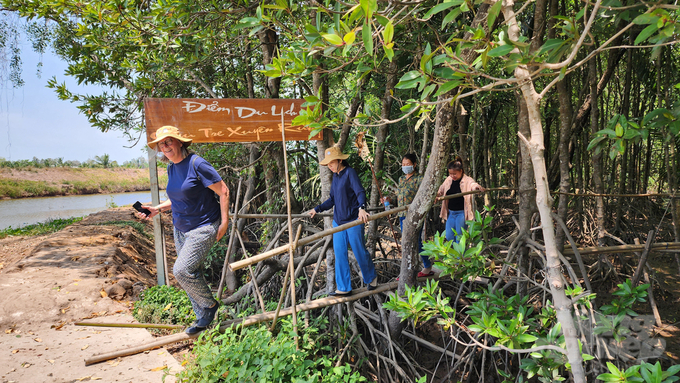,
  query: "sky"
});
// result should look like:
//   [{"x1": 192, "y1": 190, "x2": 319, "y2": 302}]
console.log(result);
[{"x1": 0, "y1": 43, "x2": 145, "y2": 164}]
